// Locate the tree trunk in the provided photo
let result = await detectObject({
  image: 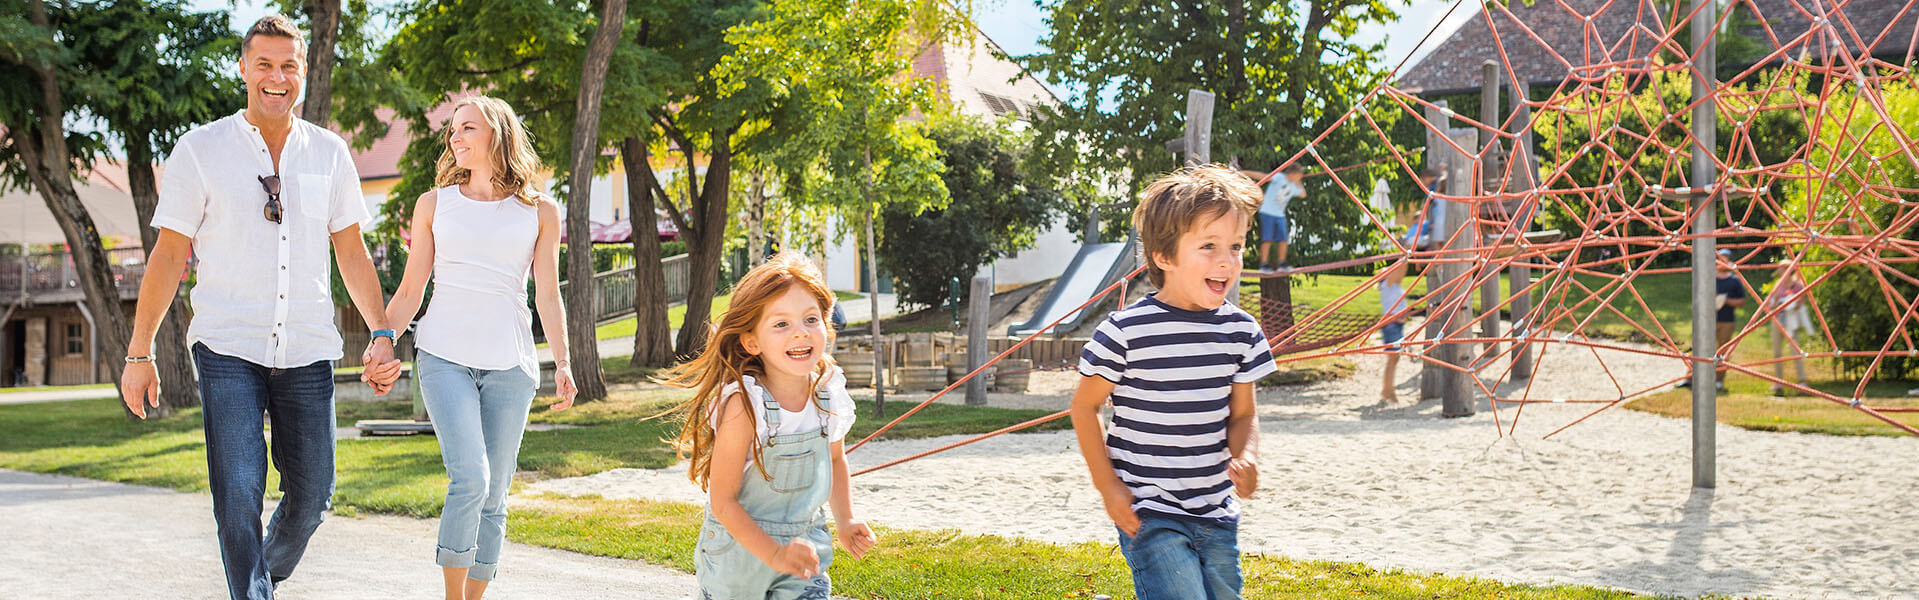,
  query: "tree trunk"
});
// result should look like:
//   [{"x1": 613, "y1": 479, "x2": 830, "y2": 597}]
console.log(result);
[
  {"x1": 125, "y1": 137, "x2": 200, "y2": 412},
  {"x1": 674, "y1": 130, "x2": 733, "y2": 357},
  {"x1": 746, "y1": 169, "x2": 766, "y2": 268},
  {"x1": 299, "y1": 0, "x2": 342, "y2": 126},
  {"x1": 620, "y1": 137, "x2": 673, "y2": 368},
  {"x1": 561, "y1": 0, "x2": 627, "y2": 401},
  {"x1": 15, "y1": 0, "x2": 133, "y2": 415},
  {"x1": 862, "y1": 144, "x2": 885, "y2": 417}
]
